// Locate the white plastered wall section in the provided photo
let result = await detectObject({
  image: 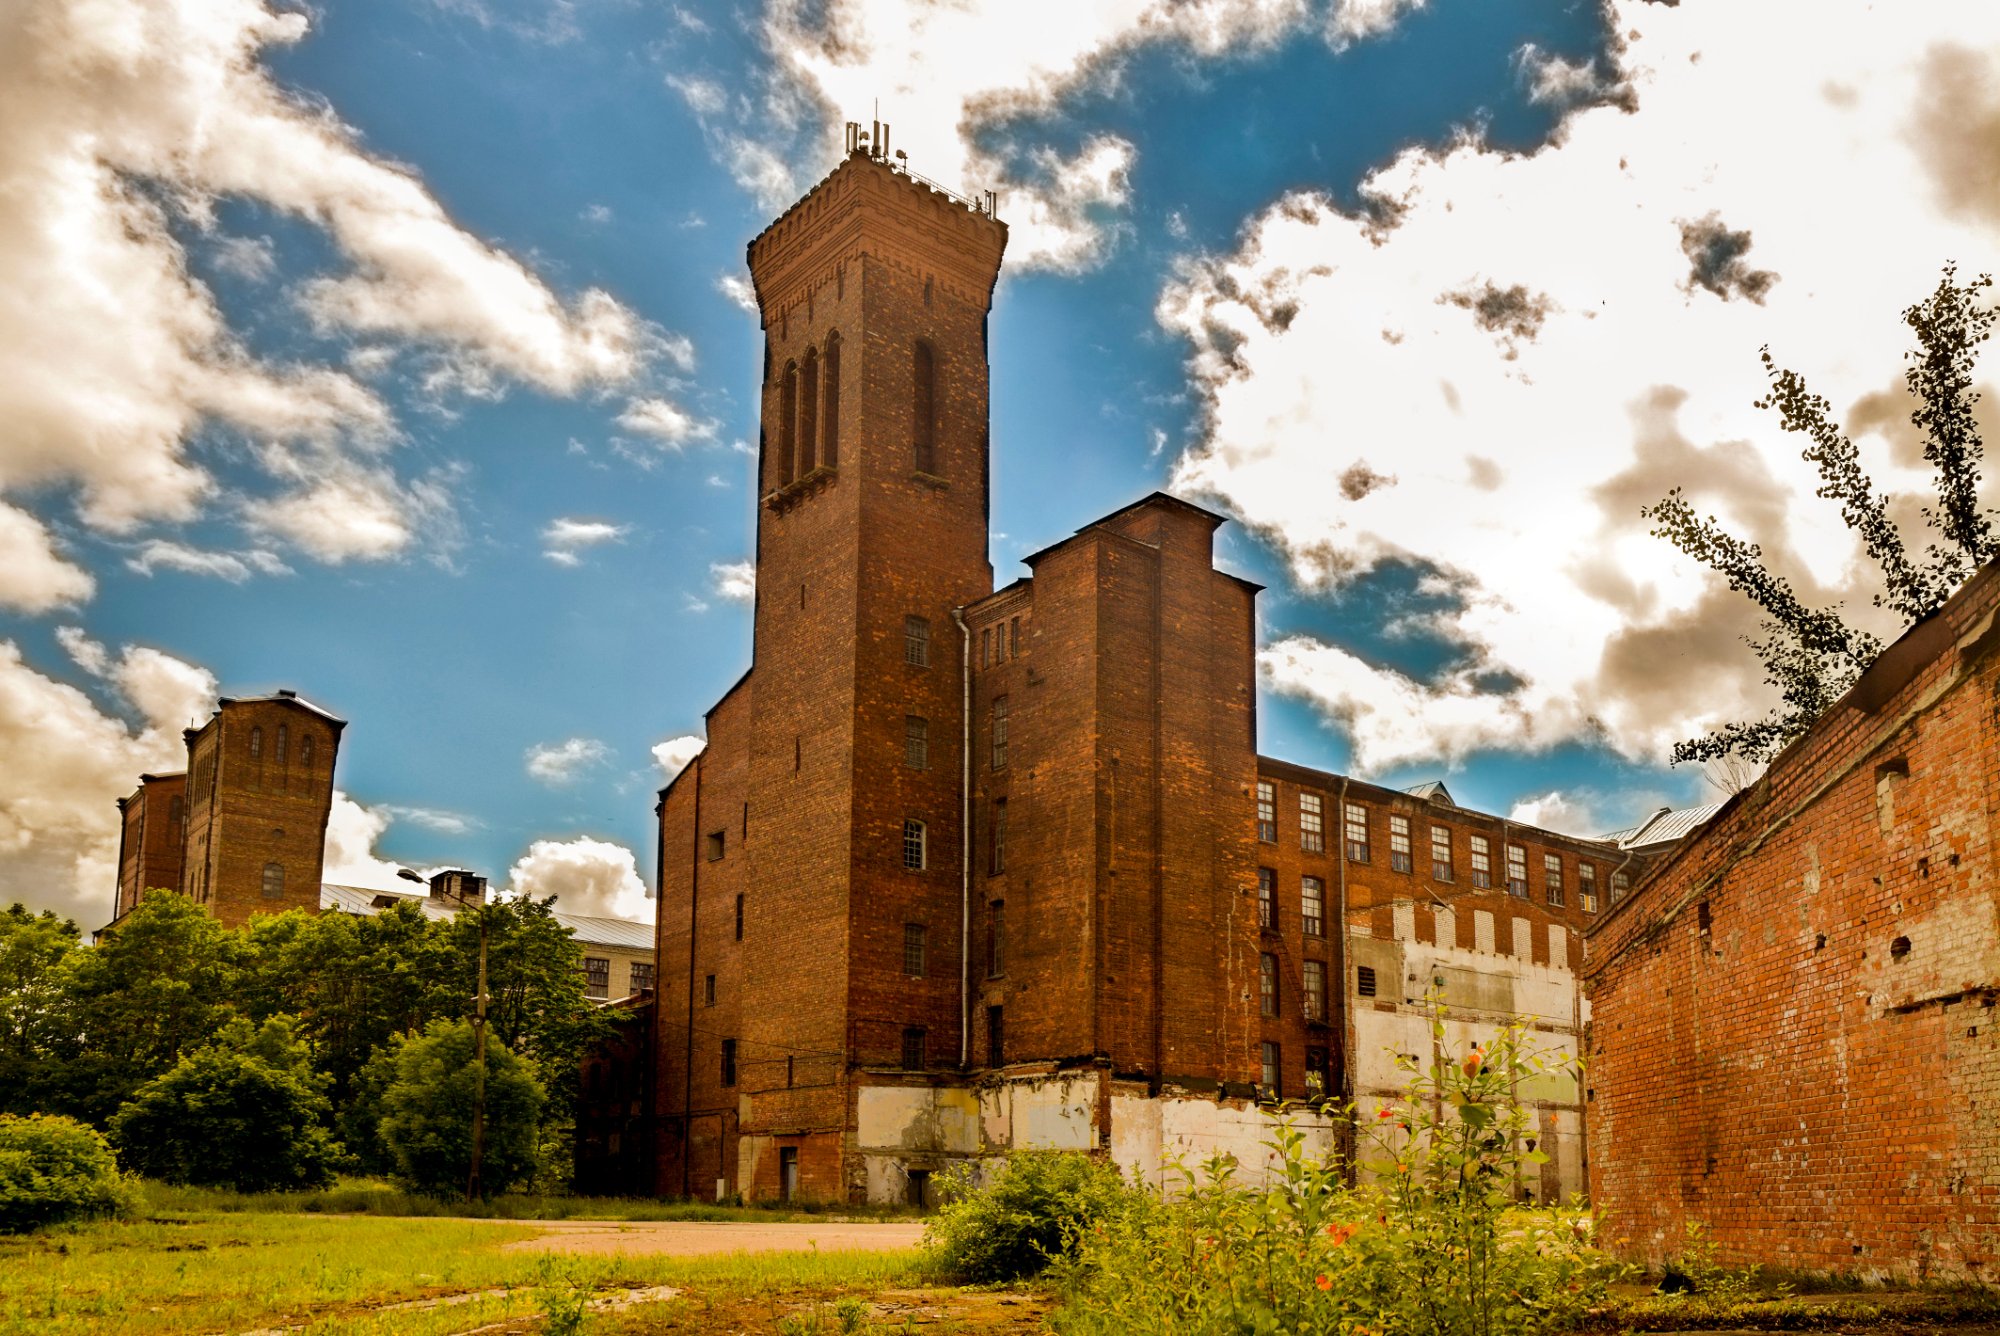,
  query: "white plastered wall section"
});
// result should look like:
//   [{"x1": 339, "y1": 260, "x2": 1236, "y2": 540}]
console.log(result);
[
  {"x1": 849, "y1": 1071, "x2": 1342, "y2": 1204},
  {"x1": 1348, "y1": 911, "x2": 1589, "y2": 1203}
]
